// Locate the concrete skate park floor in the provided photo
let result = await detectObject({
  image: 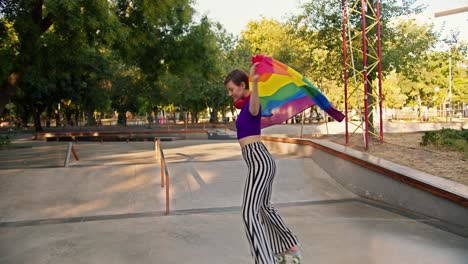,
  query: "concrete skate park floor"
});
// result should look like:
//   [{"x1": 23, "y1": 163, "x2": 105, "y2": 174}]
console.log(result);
[{"x1": 0, "y1": 140, "x2": 467, "y2": 264}]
